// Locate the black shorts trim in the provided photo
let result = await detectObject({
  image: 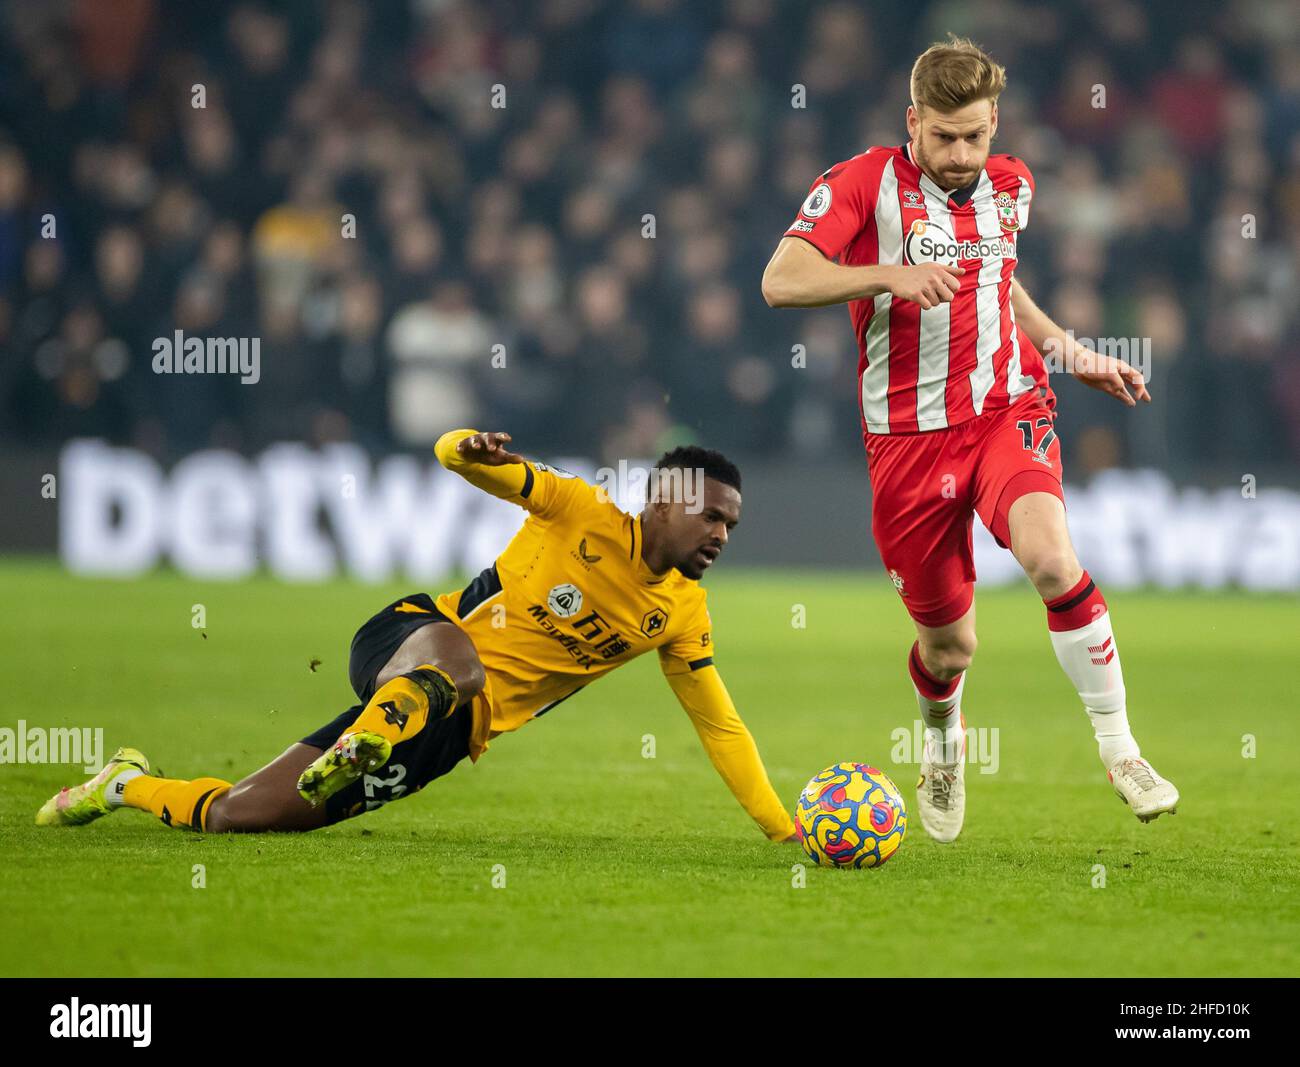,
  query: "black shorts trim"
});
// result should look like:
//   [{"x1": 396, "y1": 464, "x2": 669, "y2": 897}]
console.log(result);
[
  {"x1": 347, "y1": 592, "x2": 452, "y2": 705},
  {"x1": 306, "y1": 591, "x2": 480, "y2": 824},
  {"x1": 456, "y1": 564, "x2": 502, "y2": 619},
  {"x1": 300, "y1": 702, "x2": 473, "y2": 824}
]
